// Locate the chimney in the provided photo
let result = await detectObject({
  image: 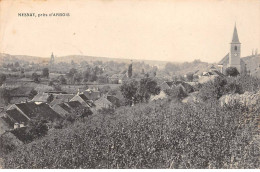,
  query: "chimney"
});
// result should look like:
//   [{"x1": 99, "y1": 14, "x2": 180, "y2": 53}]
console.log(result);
[
  {"x1": 20, "y1": 122, "x2": 25, "y2": 128},
  {"x1": 14, "y1": 123, "x2": 20, "y2": 129}
]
